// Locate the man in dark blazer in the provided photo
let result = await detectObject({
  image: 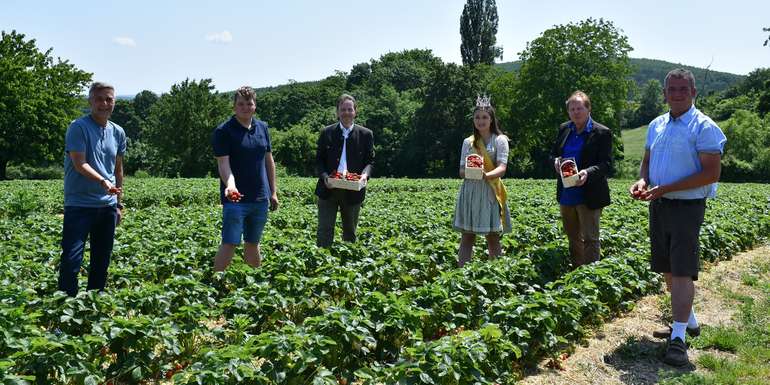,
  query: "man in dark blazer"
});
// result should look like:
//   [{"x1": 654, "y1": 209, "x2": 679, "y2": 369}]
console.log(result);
[
  {"x1": 315, "y1": 94, "x2": 374, "y2": 247},
  {"x1": 549, "y1": 91, "x2": 612, "y2": 267}
]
